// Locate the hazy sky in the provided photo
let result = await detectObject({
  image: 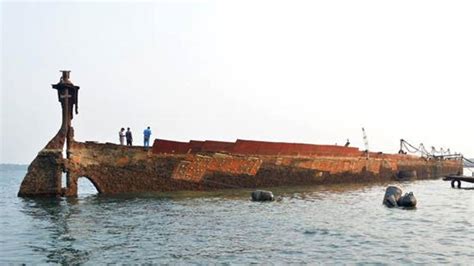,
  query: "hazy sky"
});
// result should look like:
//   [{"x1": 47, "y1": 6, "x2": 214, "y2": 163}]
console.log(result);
[{"x1": 1, "y1": 1, "x2": 473, "y2": 164}]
